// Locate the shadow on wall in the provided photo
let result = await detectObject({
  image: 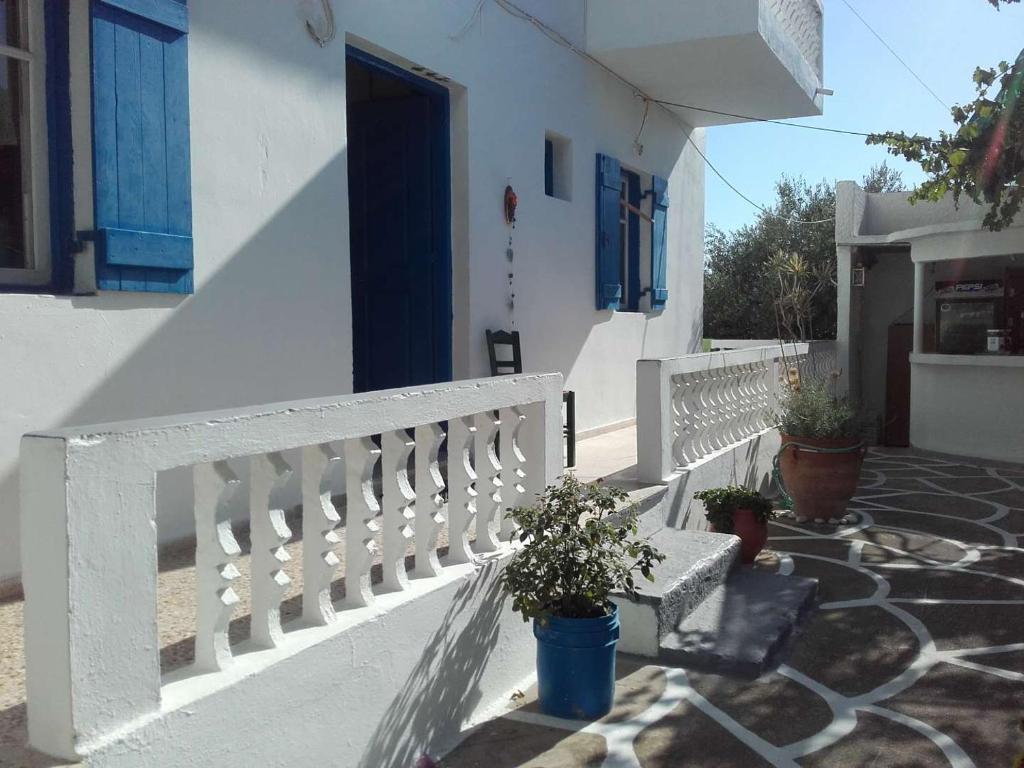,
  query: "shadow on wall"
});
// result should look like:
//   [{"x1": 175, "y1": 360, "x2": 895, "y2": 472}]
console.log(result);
[
  {"x1": 357, "y1": 561, "x2": 509, "y2": 768},
  {"x1": 664, "y1": 434, "x2": 774, "y2": 530},
  {"x1": 0, "y1": 150, "x2": 352, "y2": 577}
]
